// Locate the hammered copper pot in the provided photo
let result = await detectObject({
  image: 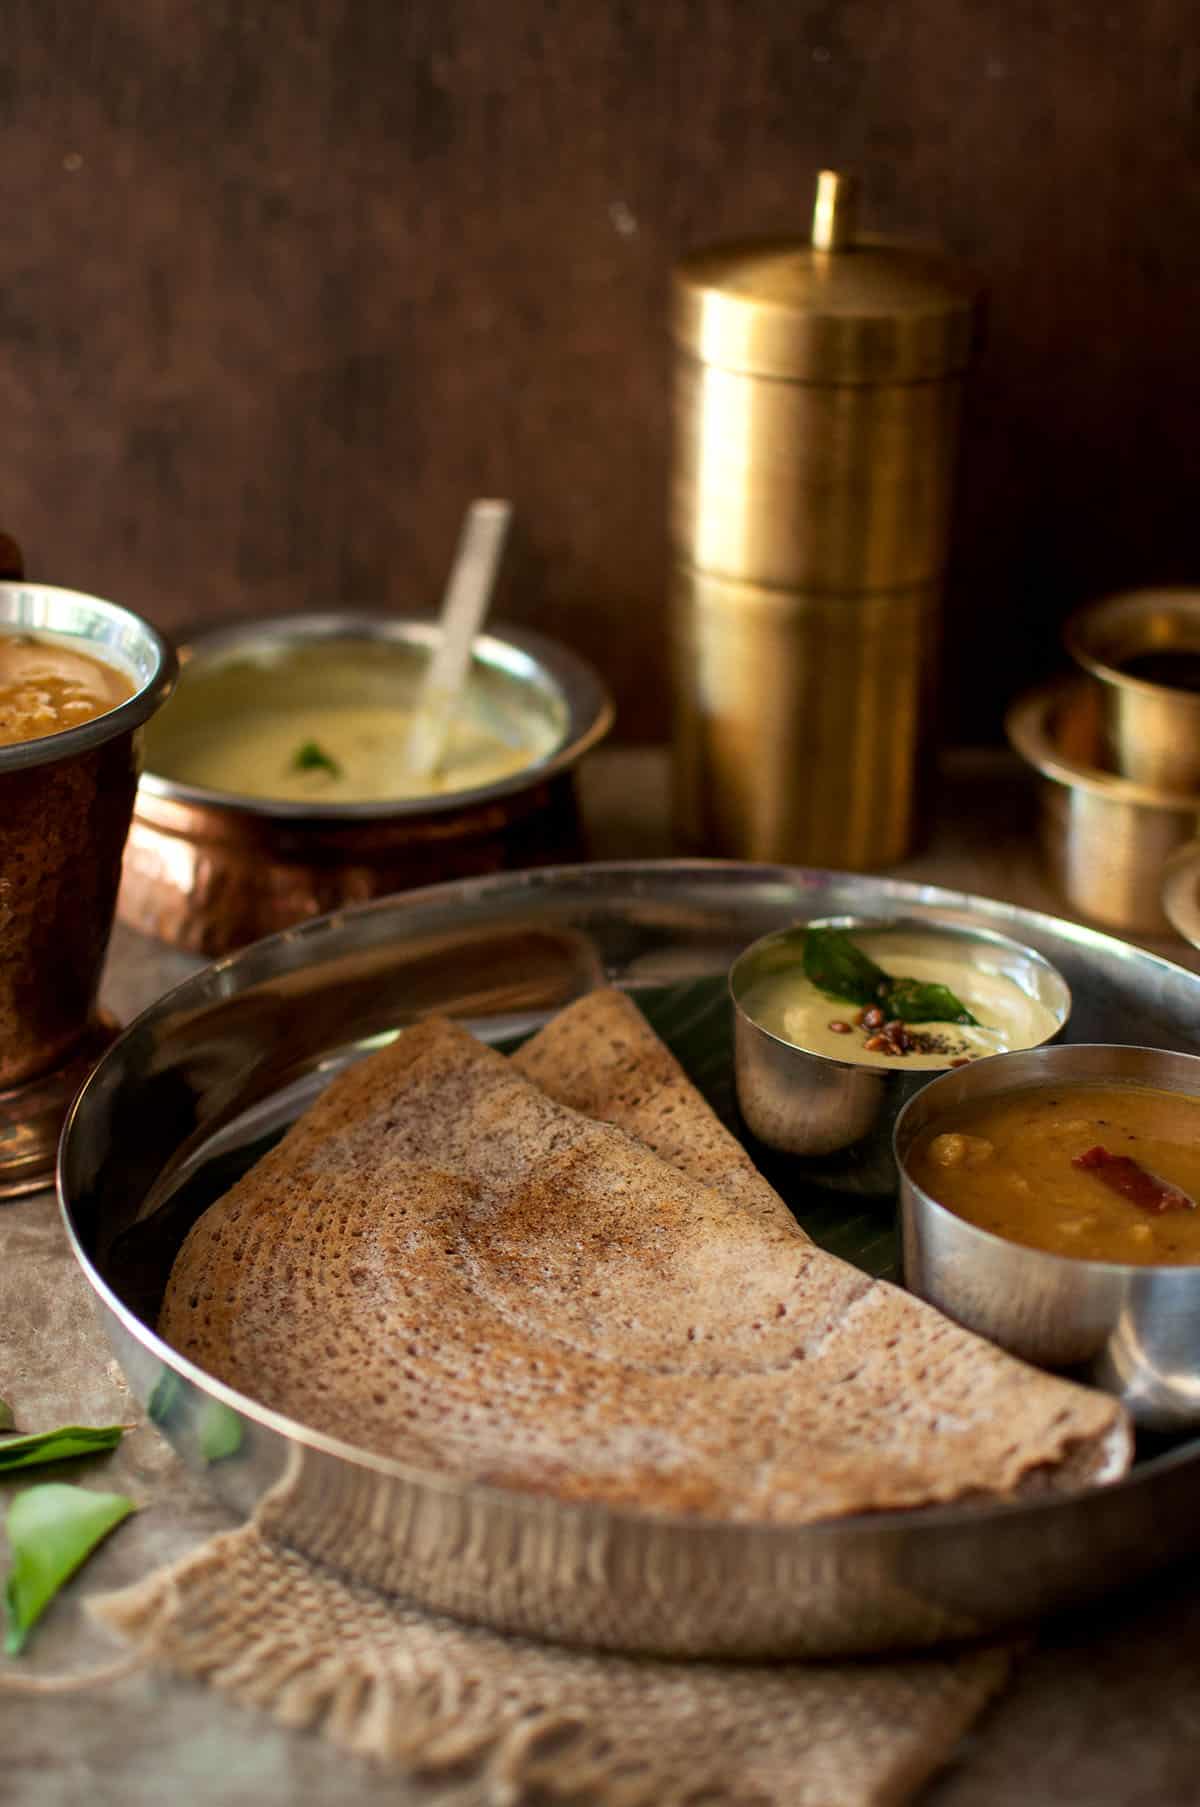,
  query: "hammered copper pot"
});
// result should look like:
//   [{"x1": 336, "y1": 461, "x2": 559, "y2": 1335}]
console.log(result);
[
  {"x1": 0, "y1": 581, "x2": 176, "y2": 1197},
  {"x1": 118, "y1": 614, "x2": 613, "y2": 957}
]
